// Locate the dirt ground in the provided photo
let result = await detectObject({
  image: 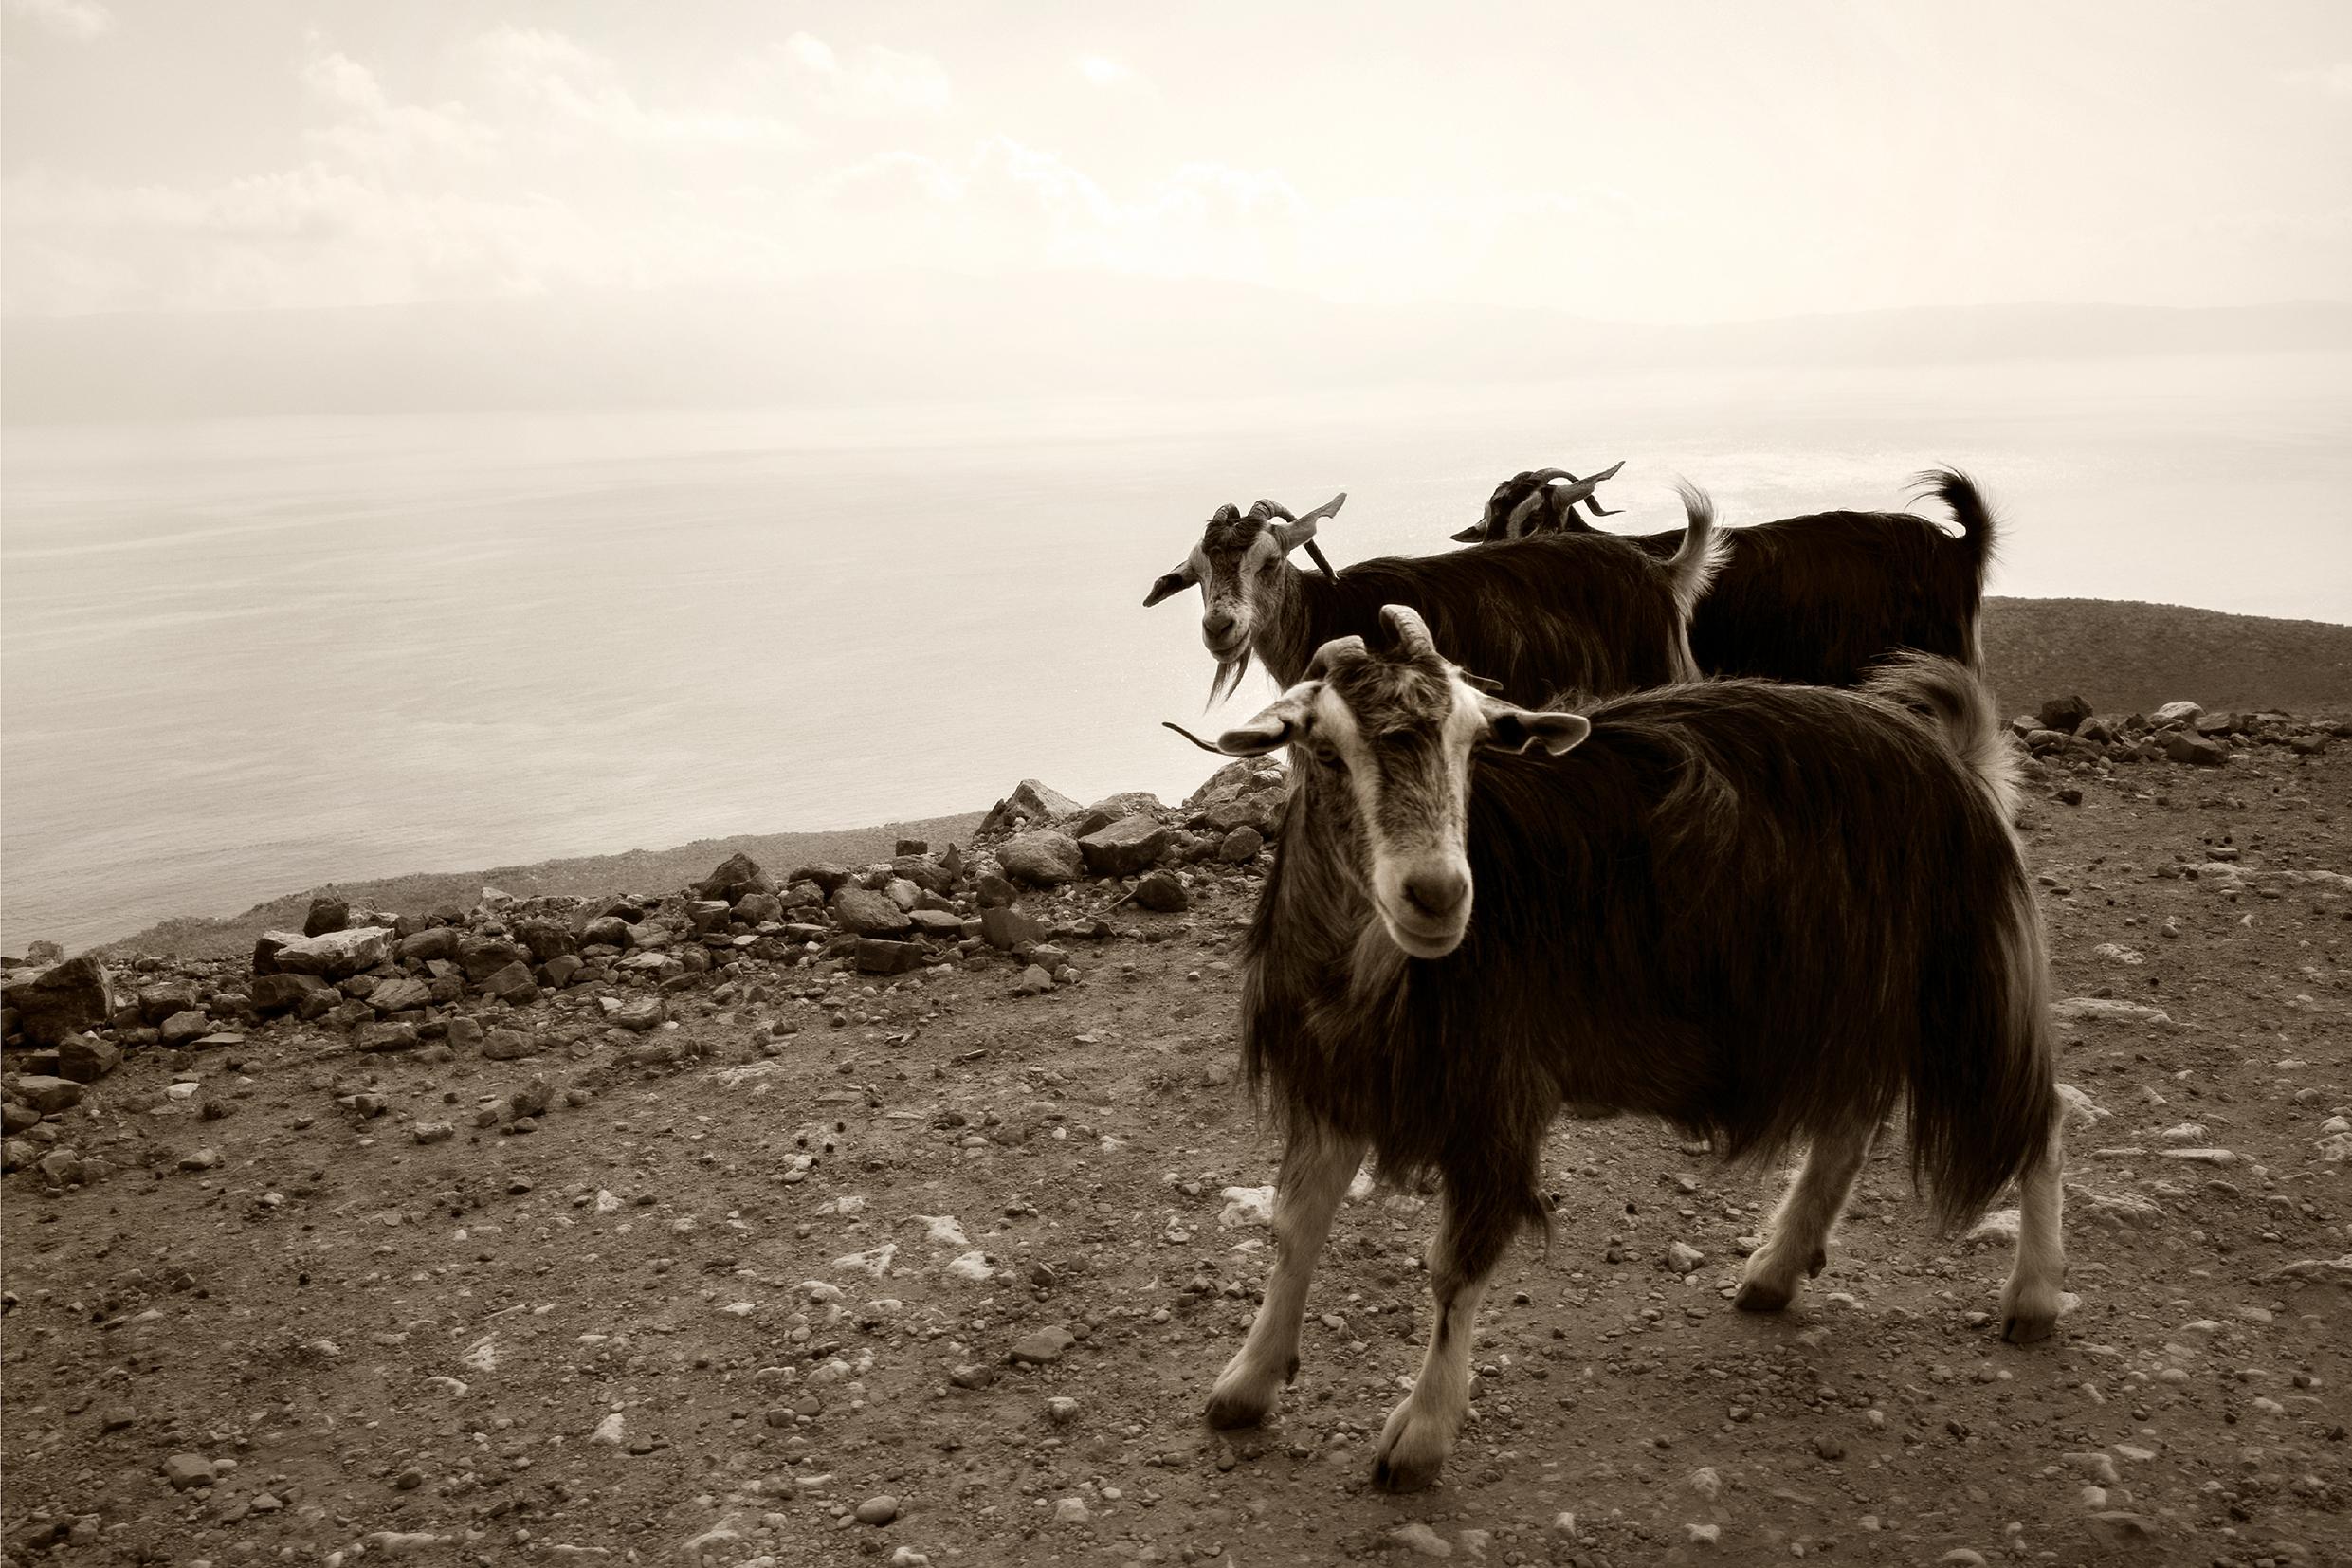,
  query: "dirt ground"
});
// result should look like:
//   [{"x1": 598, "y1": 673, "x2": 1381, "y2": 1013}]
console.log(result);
[{"x1": 5, "y1": 738, "x2": 2349, "y2": 1568}]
